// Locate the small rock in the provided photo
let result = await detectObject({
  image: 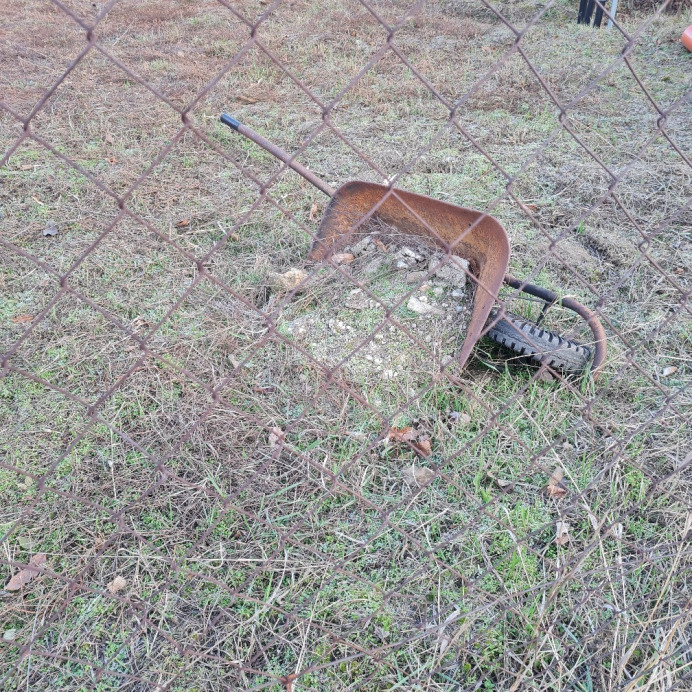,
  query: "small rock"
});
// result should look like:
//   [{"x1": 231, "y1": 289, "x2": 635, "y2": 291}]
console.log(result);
[
  {"x1": 418, "y1": 295, "x2": 429, "y2": 303},
  {"x1": 43, "y1": 220, "x2": 58, "y2": 237},
  {"x1": 363, "y1": 256, "x2": 385, "y2": 275},
  {"x1": 3, "y1": 629, "x2": 16, "y2": 641},
  {"x1": 396, "y1": 260, "x2": 409, "y2": 269},
  {"x1": 407, "y1": 296, "x2": 443, "y2": 315},
  {"x1": 383, "y1": 369, "x2": 395, "y2": 380},
  {"x1": 433, "y1": 286, "x2": 444, "y2": 297},
  {"x1": 268, "y1": 268, "x2": 308, "y2": 292},
  {"x1": 429, "y1": 254, "x2": 469, "y2": 287},
  {"x1": 350, "y1": 237, "x2": 372, "y2": 255},
  {"x1": 401, "y1": 246, "x2": 423, "y2": 261},
  {"x1": 441, "y1": 355, "x2": 453, "y2": 366},
  {"x1": 451, "y1": 289, "x2": 465, "y2": 299},
  {"x1": 406, "y1": 271, "x2": 427, "y2": 284}
]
